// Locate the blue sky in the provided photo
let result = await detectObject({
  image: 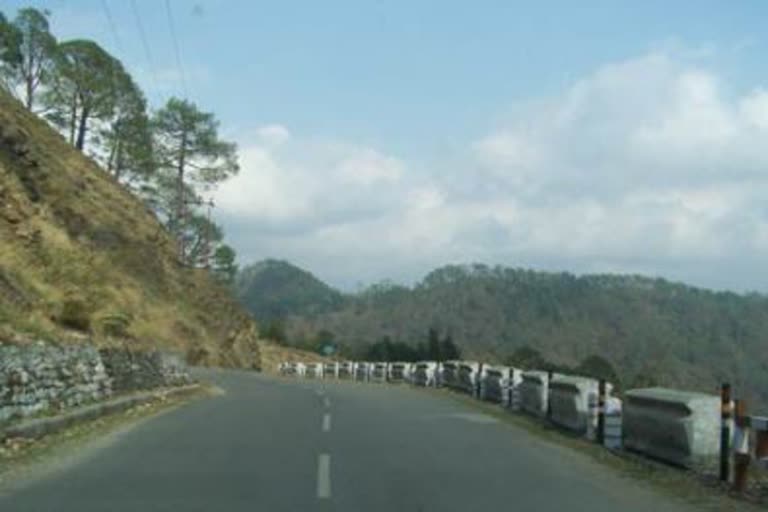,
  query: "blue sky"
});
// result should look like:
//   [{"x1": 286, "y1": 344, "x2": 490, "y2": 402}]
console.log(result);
[
  {"x1": 8, "y1": 1, "x2": 765, "y2": 153},
  {"x1": 5, "y1": 1, "x2": 768, "y2": 291}
]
